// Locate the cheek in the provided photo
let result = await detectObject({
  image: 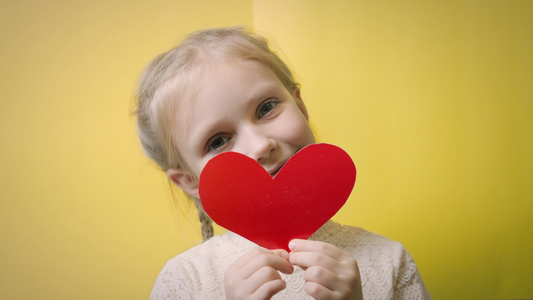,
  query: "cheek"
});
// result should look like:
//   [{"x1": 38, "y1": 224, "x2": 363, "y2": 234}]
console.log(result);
[
  {"x1": 175, "y1": 146, "x2": 203, "y2": 179},
  {"x1": 197, "y1": 160, "x2": 210, "y2": 178},
  {"x1": 295, "y1": 123, "x2": 315, "y2": 145},
  {"x1": 278, "y1": 113, "x2": 315, "y2": 145},
  {"x1": 194, "y1": 154, "x2": 220, "y2": 179}
]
